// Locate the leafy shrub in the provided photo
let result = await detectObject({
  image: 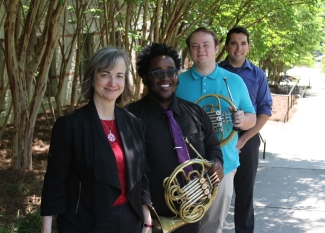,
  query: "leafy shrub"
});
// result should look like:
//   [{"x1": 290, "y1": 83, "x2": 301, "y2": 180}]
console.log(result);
[{"x1": 0, "y1": 208, "x2": 41, "y2": 233}]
